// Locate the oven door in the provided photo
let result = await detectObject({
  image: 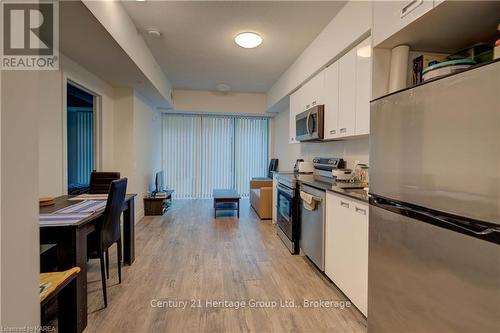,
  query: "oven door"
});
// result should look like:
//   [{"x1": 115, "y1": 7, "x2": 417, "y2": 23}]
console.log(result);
[
  {"x1": 277, "y1": 184, "x2": 295, "y2": 240},
  {"x1": 295, "y1": 105, "x2": 324, "y2": 141}
]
